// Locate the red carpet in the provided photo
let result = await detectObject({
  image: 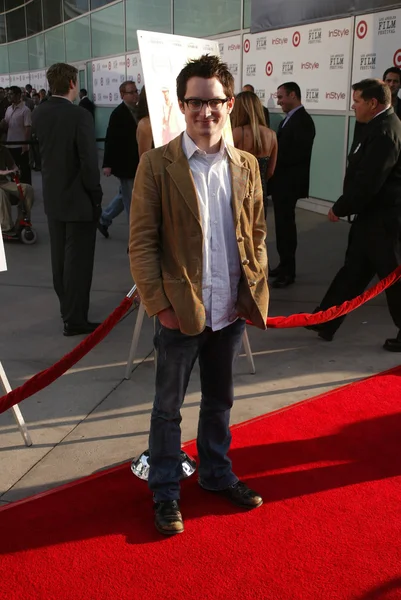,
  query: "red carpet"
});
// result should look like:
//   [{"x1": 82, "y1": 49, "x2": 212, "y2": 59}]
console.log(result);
[{"x1": 1, "y1": 367, "x2": 401, "y2": 600}]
